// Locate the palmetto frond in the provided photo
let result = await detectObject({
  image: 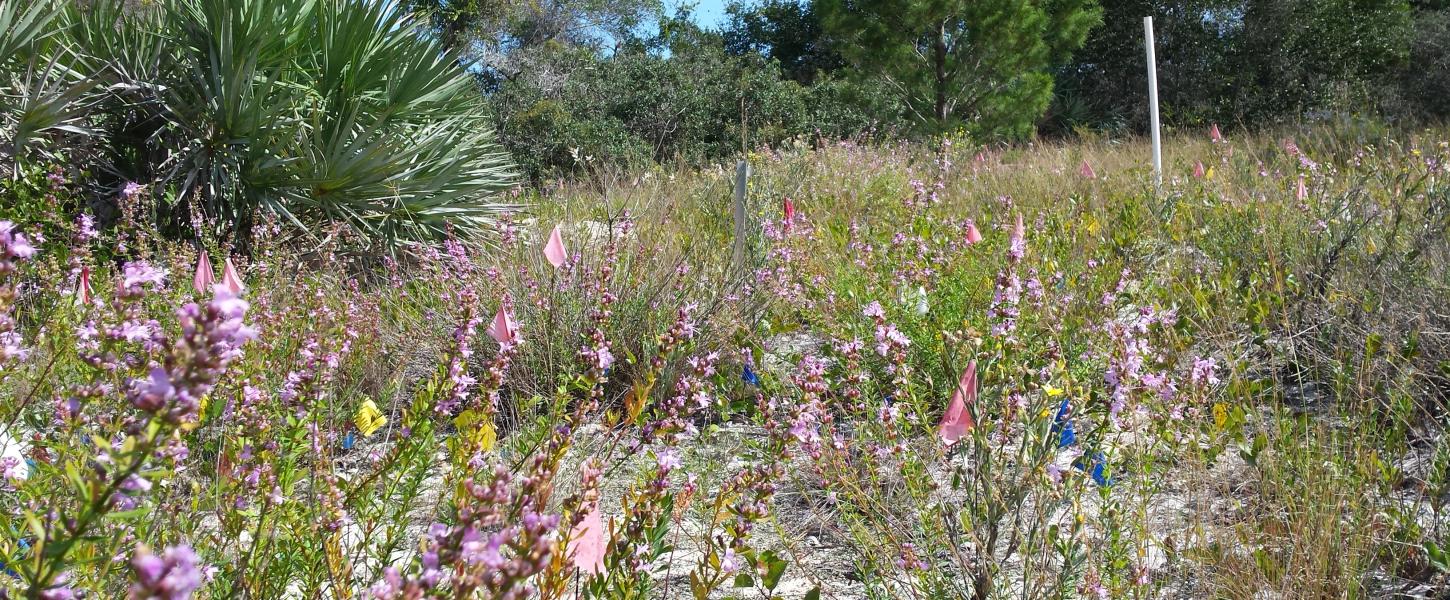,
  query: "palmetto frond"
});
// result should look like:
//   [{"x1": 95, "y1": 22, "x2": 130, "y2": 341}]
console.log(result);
[
  {"x1": 0, "y1": 0, "x2": 95, "y2": 164},
  {"x1": 3, "y1": 0, "x2": 518, "y2": 252}
]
